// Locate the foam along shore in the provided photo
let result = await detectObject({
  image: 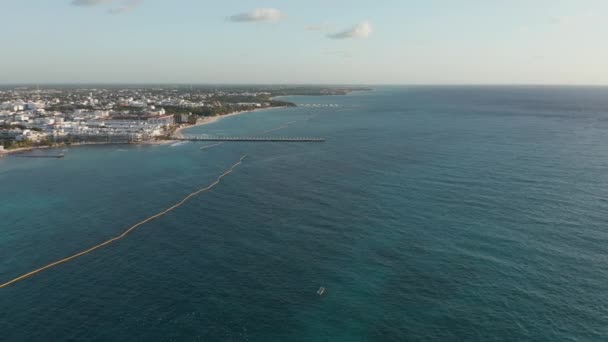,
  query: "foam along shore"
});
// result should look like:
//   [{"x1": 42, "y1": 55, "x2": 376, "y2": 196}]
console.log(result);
[{"x1": 172, "y1": 106, "x2": 286, "y2": 139}]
